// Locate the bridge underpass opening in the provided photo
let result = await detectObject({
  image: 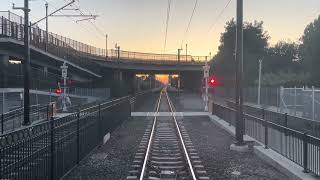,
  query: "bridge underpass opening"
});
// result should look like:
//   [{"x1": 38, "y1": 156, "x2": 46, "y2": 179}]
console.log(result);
[{"x1": 135, "y1": 73, "x2": 202, "y2": 92}]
